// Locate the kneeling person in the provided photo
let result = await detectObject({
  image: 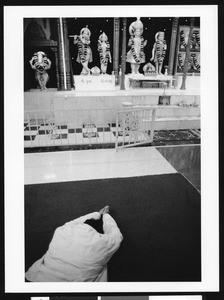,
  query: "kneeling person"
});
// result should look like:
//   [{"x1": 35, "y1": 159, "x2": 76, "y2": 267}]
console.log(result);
[{"x1": 25, "y1": 206, "x2": 123, "y2": 282}]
